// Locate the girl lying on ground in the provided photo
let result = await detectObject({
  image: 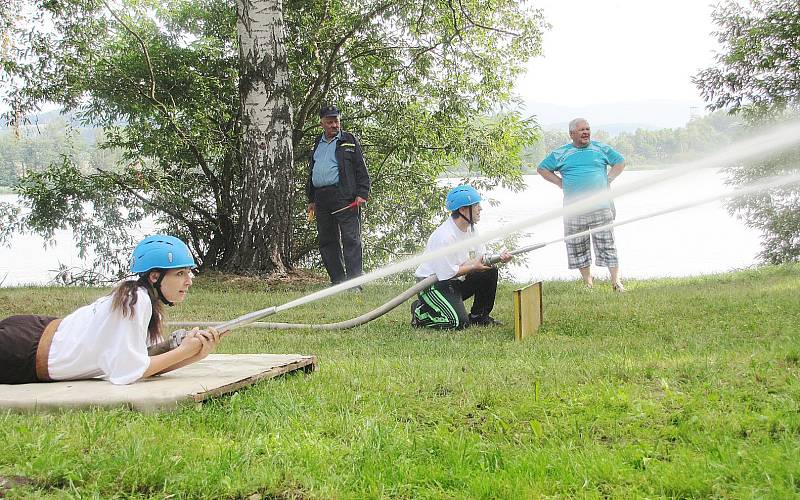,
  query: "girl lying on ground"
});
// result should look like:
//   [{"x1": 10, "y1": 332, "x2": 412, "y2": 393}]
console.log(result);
[{"x1": 0, "y1": 235, "x2": 220, "y2": 385}]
